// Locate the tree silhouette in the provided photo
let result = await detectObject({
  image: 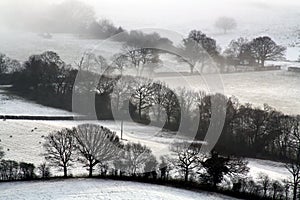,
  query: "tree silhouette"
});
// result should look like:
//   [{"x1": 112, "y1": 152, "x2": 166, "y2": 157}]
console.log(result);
[
  {"x1": 215, "y1": 17, "x2": 237, "y2": 34},
  {"x1": 74, "y1": 124, "x2": 121, "y2": 177},
  {"x1": 250, "y1": 36, "x2": 286, "y2": 67},
  {"x1": 43, "y1": 128, "x2": 76, "y2": 178}
]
